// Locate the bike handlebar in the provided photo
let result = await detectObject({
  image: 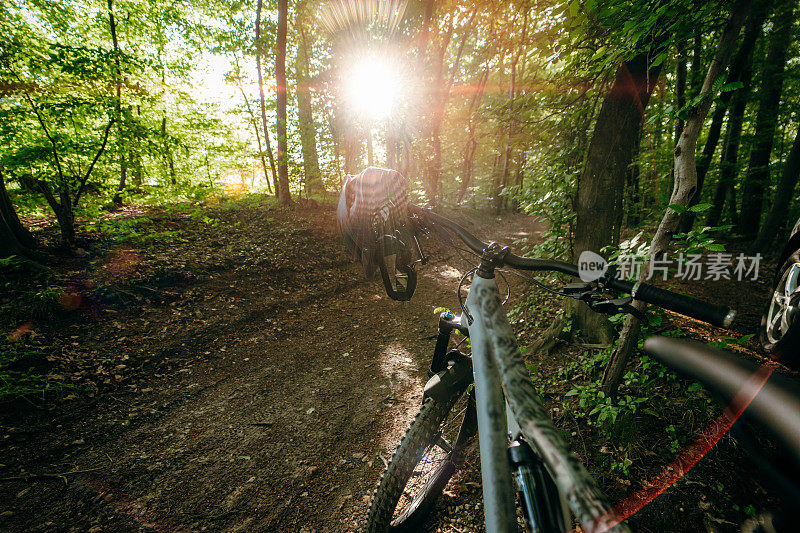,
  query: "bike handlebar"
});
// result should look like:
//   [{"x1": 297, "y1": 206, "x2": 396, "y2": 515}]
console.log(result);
[
  {"x1": 644, "y1": 337, "x2": 800, "y2": 471},
  {"x1": 410, "y1": 204, "x2": 735, "y2": 328}
]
